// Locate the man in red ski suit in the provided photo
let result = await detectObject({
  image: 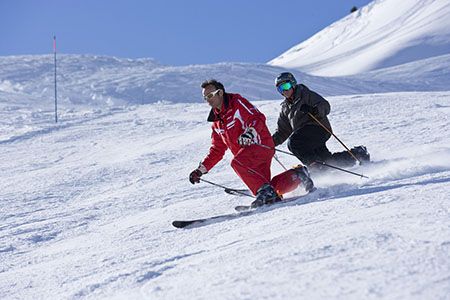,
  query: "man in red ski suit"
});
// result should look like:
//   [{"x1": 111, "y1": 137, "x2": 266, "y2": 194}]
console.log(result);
[{"x1": 189, "y1": 79, "x2": 281, "y2": 206}]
